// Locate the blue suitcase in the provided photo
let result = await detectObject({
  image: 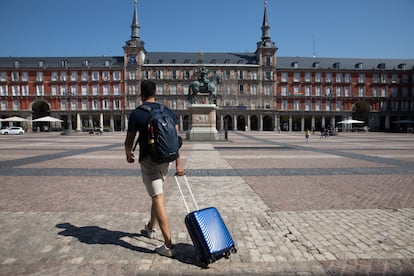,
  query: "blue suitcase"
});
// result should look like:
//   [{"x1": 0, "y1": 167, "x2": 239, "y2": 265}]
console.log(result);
[{"x1": 175, "y1": 175, "x2": 236, "y2": 266}]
